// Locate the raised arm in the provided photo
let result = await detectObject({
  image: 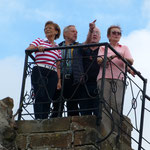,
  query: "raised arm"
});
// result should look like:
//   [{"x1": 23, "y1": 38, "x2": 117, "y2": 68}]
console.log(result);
[{"x1": 84, "y1": 20, "x2": 96, "y2": 44}]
